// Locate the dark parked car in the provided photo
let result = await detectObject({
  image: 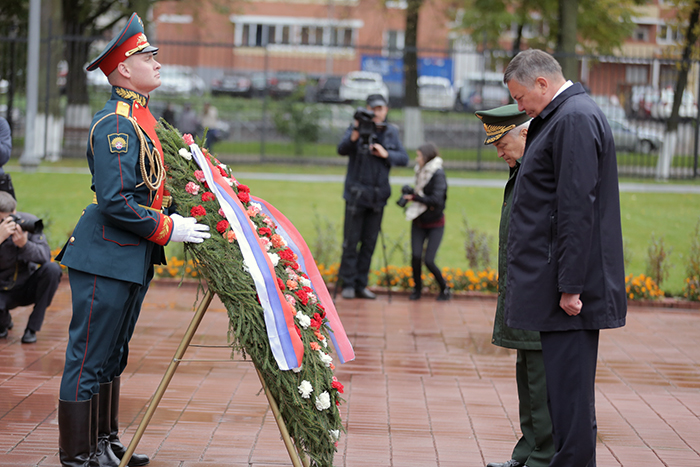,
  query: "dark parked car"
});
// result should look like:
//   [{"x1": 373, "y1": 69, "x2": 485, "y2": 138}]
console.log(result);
[
  {"x1": 212, "y1": 73, "x2": 255, "y2": 97},
  {"x1": 314, "y1": 75, "x2": 343, "y2": 103},
  {"x1": 269, "y1": 71, "x2": 307, "y2": 99}
]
